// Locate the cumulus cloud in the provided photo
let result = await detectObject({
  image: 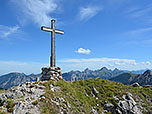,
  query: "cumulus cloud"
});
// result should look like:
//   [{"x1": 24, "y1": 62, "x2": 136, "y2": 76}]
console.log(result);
[
  {"x1": 60, "y1": 58, "x2": 136, "y2": 63},
  {"x1": 128, "y1": 27, "x2": 152, "y2": 35},
  {"x1": 75, "y1": 48, "x2": 91, "y2": 55},
  {"x1": 79, "y1": 6, "x2": 102, "y2": 21},
  {"x1": 12, "y1": 0, "x2": 59, "y2": 26},
  {"x1": 0, "y1": 25, "x2": 19, "y2": 38},
  {"x1": 58, "y1": 57, "x2": 152, "y2": 72},
  {"x1": 142, "y1": 61, "x2": 151, "y2": 65},
  {"x1": 146, "y1": 61, "x2": 151, "y2": 65}
]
